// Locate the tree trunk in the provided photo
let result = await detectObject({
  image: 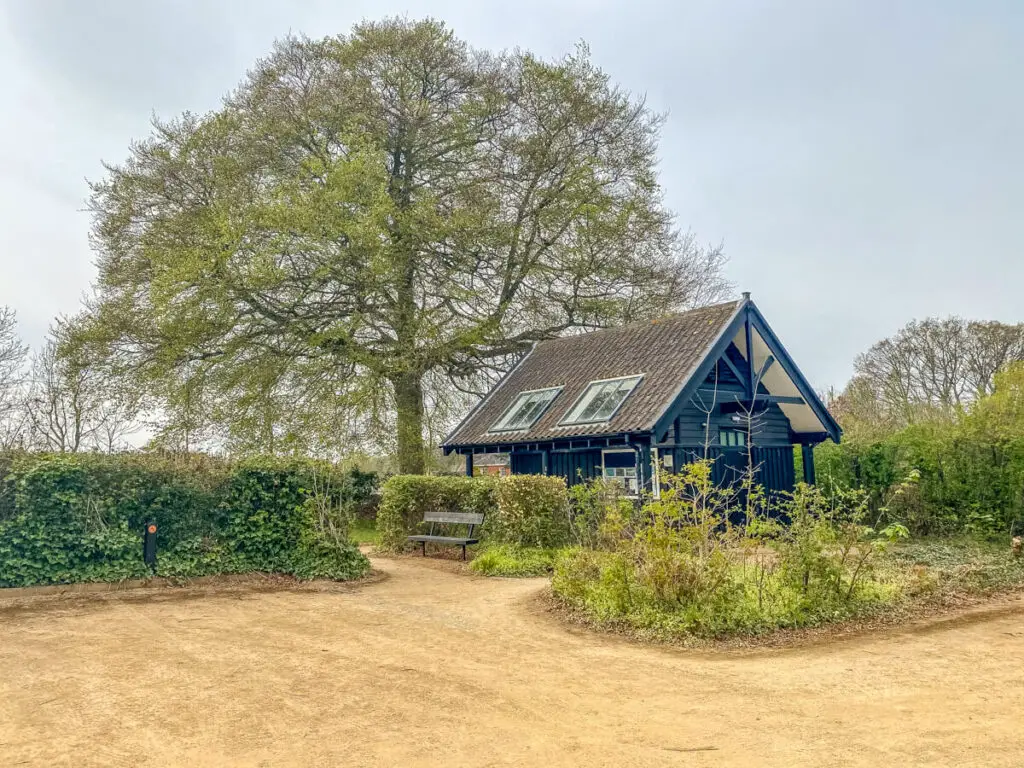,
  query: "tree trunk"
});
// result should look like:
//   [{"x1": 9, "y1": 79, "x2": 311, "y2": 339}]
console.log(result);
[{"x1": 391, "y1": 372, "x2": 426, "y2": 474}]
